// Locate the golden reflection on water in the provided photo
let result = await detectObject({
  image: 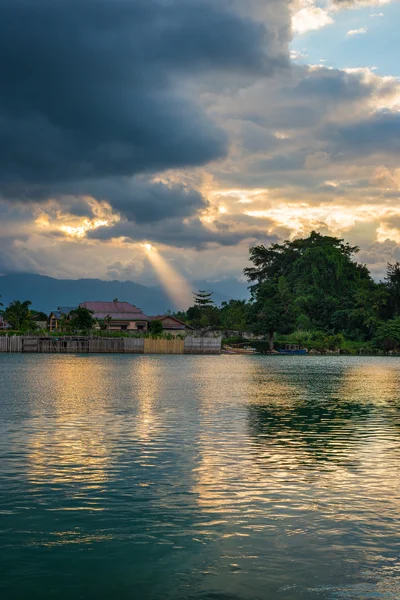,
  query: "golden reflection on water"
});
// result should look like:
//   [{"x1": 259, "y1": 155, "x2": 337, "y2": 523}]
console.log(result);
[
  {"x1": 192, "y1": 357, "x2": 400, "y2": 523},
  {"x1": 25, "y1": 357, "x2": 112, "y2": 486},
  {"x1": 191, "y1": 358, "x2": 266, "y2": 512},
  {"x1": 339, "y1": 361, "x2": 400, "y2": 404},
  {"x1": 130, "y1": 358, "x2": 160, "y2": 444},
  {"x1": 26, "y1": 422, "x2": 110, "y2": 487}
]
